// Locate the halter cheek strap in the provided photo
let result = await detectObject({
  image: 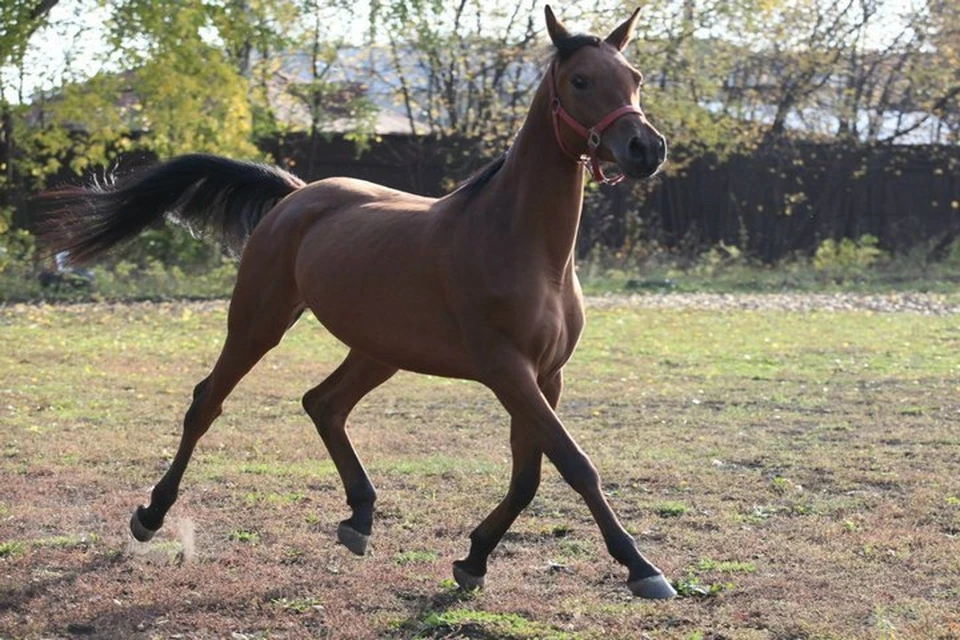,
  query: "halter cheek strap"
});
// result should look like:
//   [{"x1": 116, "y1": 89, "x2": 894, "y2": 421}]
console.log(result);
[{"x1": 549, "y1": 62, "x2": 643, "y2": 185}]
